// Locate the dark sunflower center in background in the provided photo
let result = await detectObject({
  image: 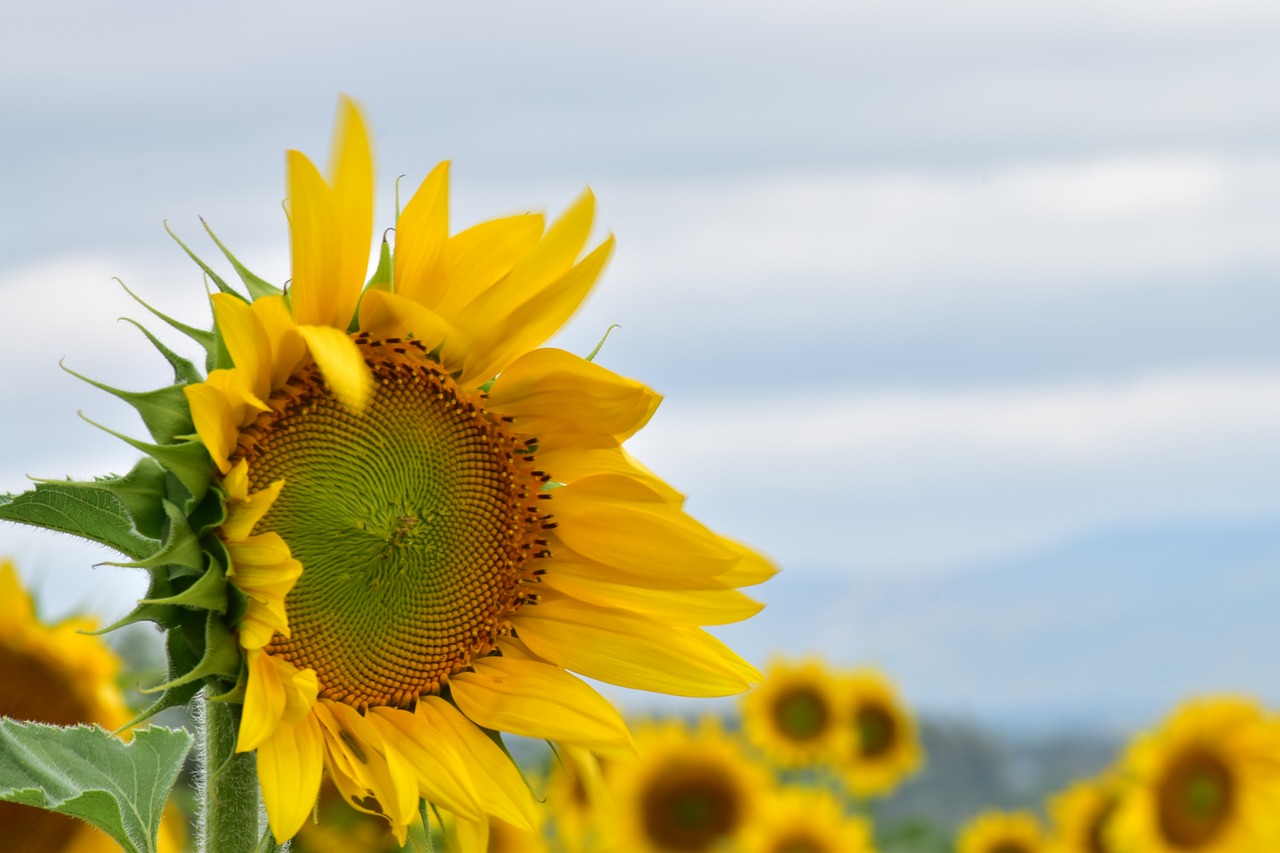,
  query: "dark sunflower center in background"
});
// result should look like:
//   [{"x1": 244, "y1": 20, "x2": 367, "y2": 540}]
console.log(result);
[
  {"x1": 1156, "y1": 748, "x2": 1235, "y2": 850},
  {"x1": 0, "y1": 647, "x2": 95, "y2": 851},
  {"x1": 1085, "y1": 798, "x2": 1117, "y2": 853},
  {"x1": 854, "y1": 702, "x2": 898, "y2": 758},
  {"x1": 771, "y1": 685, "x2": 829, "y2": 742},
  {"x1": 989, "y1": 842, "x2": 1034, "y2": 853},
  {"x1": 770, "y1": 831, "x2": 825, "y2": 853},
  {"x1": 641, "y1": 765, "x2": 741, "y2": 852},
  {"x1": 235, "y1": 336, "x2": 547, "y2": 708}
]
